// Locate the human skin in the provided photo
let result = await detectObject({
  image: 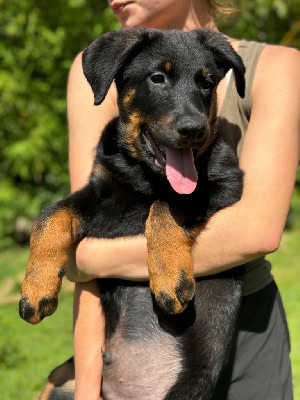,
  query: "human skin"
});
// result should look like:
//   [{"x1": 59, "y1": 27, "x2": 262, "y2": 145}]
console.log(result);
[
  {"x1": 69, "y1": 1, "x2": 300, "y2": 398},
  {"x1": 107, "y1": 0, "x2": 216, "y2": 30}
]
